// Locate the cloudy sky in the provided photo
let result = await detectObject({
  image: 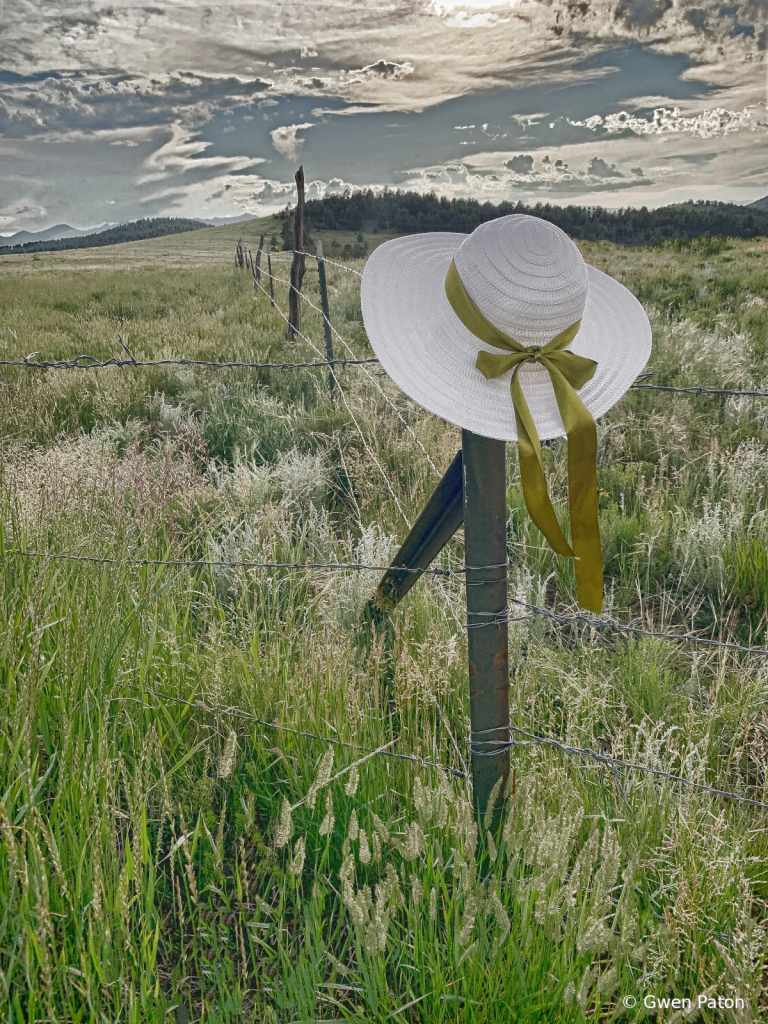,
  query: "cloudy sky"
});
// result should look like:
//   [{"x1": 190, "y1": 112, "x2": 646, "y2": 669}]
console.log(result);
[{"x1": 0, "y1": 0, "x2": 765, "y2": 233}]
